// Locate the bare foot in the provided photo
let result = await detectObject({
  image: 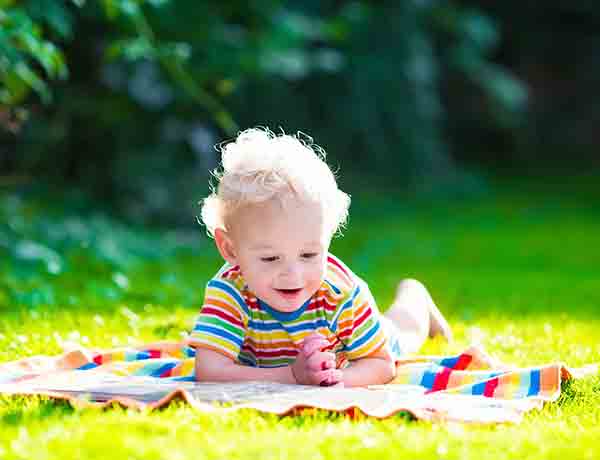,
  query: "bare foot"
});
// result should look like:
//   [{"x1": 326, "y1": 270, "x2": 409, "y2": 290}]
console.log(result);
[
  {"x1": 428, "y1": 298, "x2": 453, "y2": 342},
  {"x1": 386, "y1": 279, "x2": 453, "y2": 345}
]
